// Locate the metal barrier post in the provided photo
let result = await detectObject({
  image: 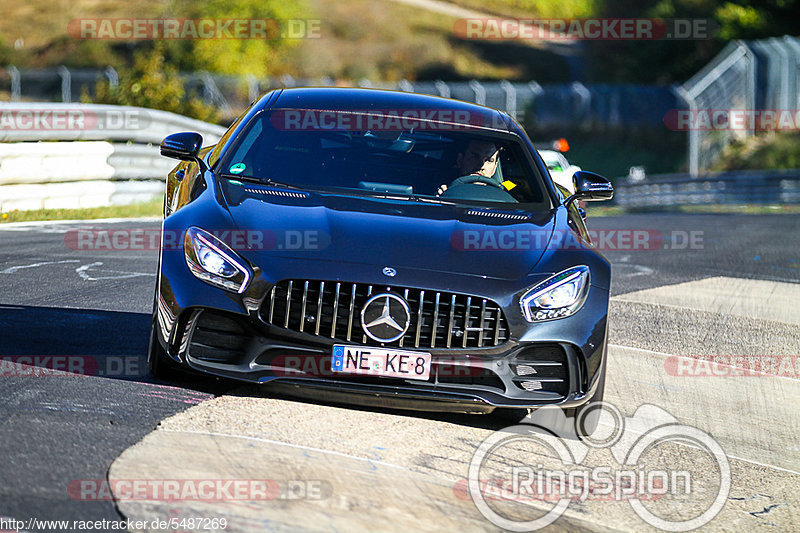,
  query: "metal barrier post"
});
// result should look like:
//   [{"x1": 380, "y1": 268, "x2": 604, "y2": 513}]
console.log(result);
[
  {"x1": 500, "y1": 80, "x2": 516, "y2": 118},
  {"x1": 434, "y1": 80, "x2": 450, "y2": 98},
  {"x1": 57, "y1": 65, "x2": 71, "y2": 103},
  {"x1": 468, "y1": 80, "x2": 485, "y2": 105},
  {"x1": 104, "y1": 66, "x2": 118, "y2": 89},
  {"x1": 8, "y1": 65, "x2": 20, "y2": 101}
]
